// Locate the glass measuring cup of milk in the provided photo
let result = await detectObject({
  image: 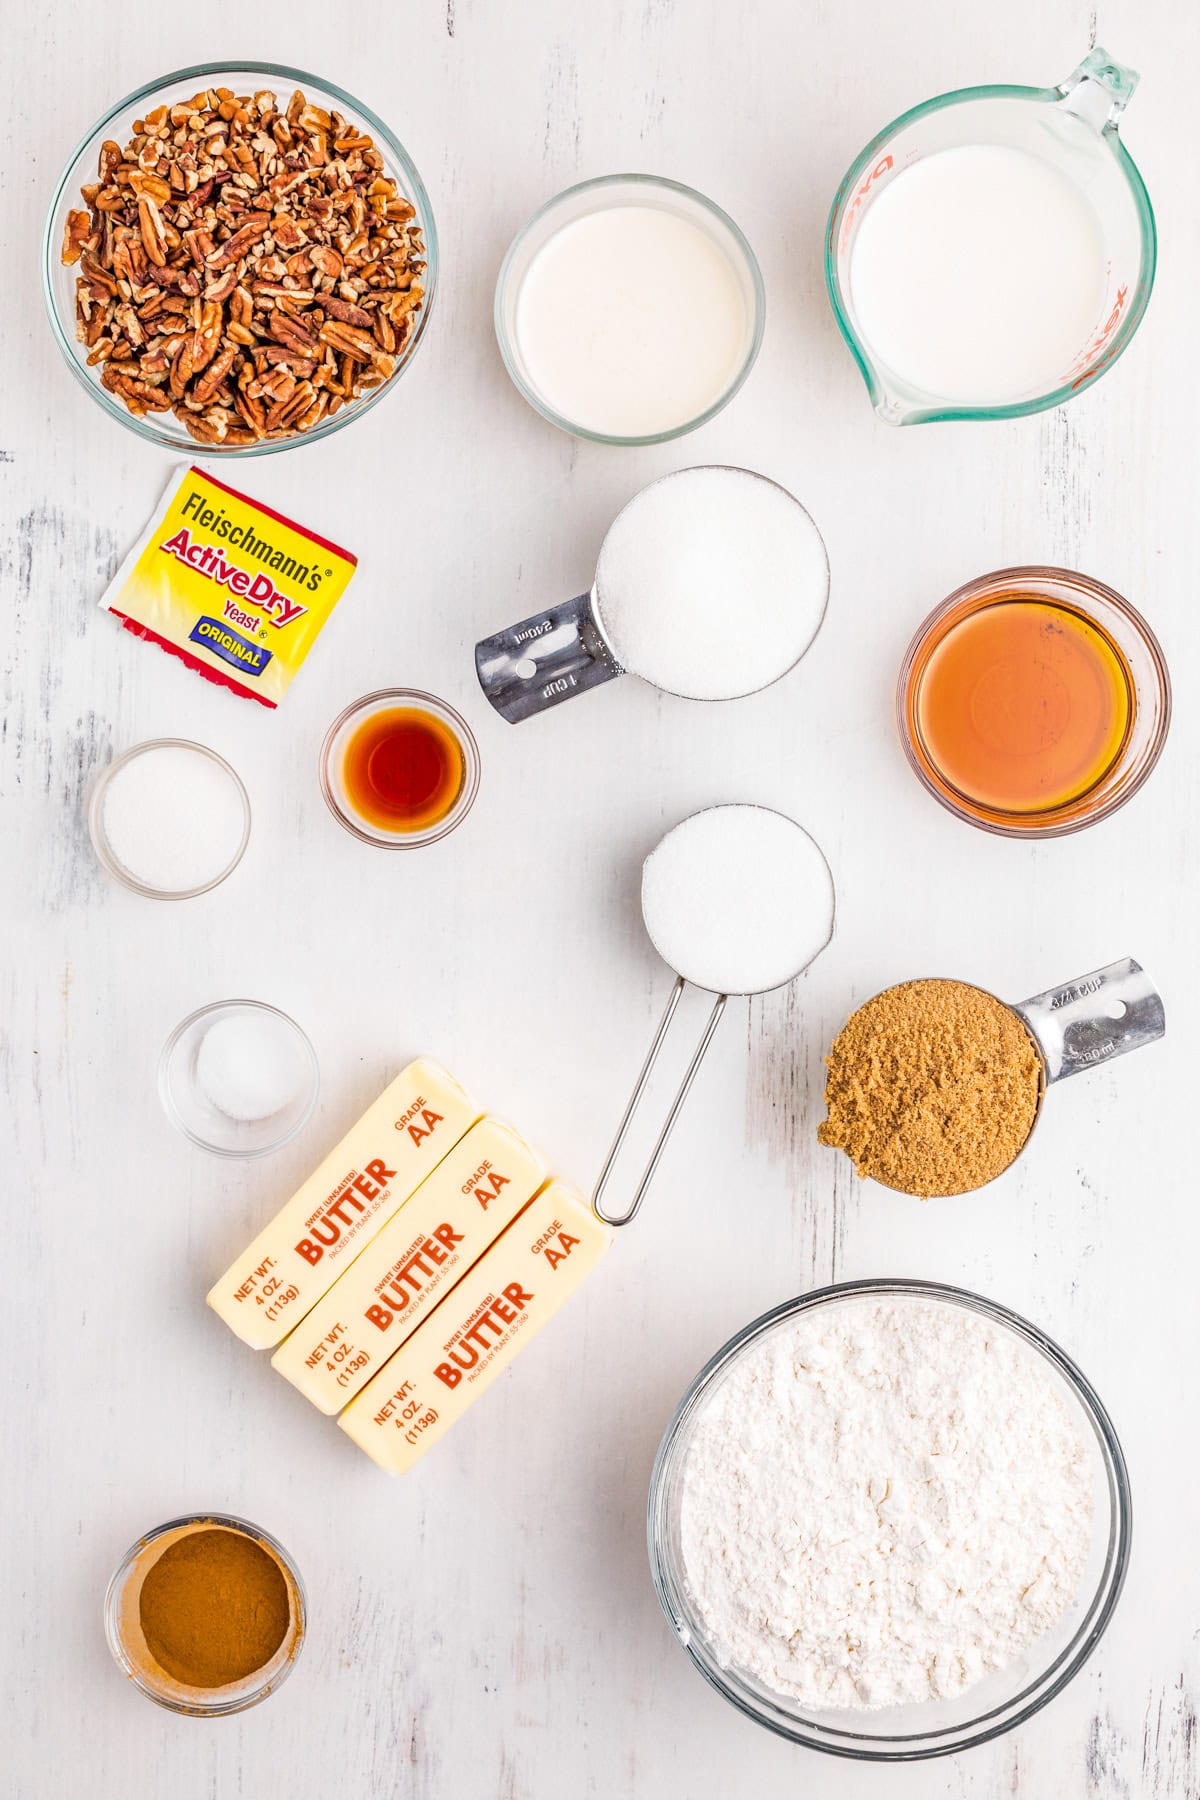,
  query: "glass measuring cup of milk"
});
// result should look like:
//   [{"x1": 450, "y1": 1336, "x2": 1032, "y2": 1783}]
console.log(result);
[
  {"x1": 475, "y1": 466, "x2": 829, "y2": 722},
  {"x1": 826, "y1": 49, "x2": 1155, "y2": 424}
]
